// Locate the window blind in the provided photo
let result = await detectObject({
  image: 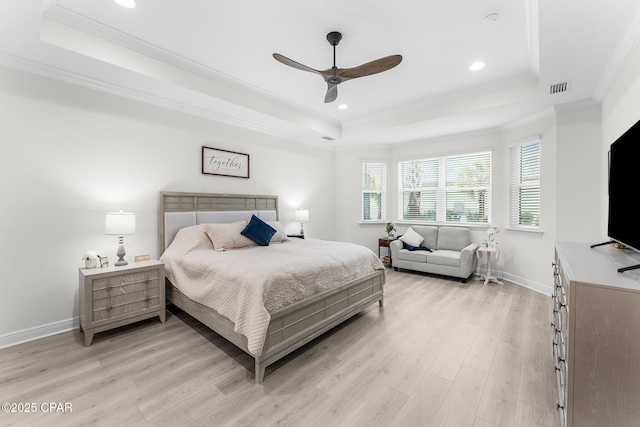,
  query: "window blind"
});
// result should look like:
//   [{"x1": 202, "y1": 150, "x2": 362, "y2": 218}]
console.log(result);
[
  {"x1": 510, "y1": 139, "x2": 540, "y2": 228},
  {"x1": 362, "y1": 162, "x2": 385, "y2": 221}
]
